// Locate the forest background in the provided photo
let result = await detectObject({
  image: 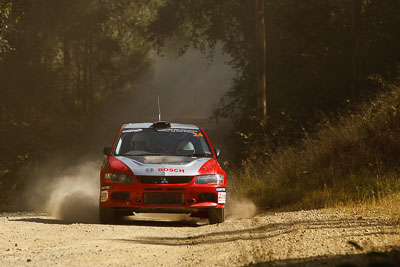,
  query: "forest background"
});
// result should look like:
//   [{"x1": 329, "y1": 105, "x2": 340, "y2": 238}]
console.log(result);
[{"x1": 0, "y1": 0, "x2": 399, "y2": 211}]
